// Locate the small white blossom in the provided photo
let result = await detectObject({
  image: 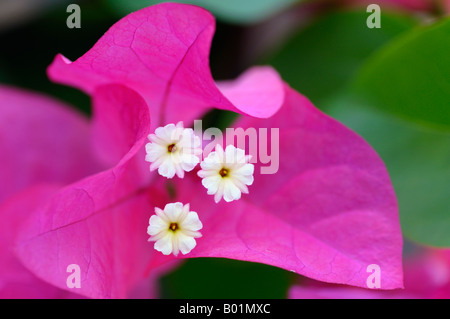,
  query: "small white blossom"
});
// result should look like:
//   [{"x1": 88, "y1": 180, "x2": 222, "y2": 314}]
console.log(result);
[
  {"x1": 145, "y1": 122, "x2": 202, "y2": 178},
  {"x1": 147, "y1": 202, "x2": 203, "y2": 256},
  {"x1": 198, "y1": 144, "x2": 254, "y2": 203}
]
